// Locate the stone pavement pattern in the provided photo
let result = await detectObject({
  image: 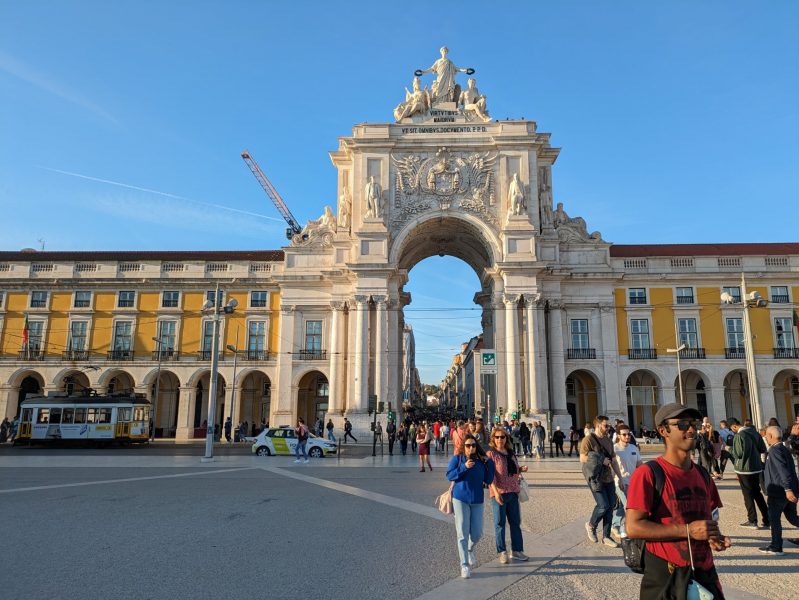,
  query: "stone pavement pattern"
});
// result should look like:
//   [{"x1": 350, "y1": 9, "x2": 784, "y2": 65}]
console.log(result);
[{"x1": 0, "y1": 445, "x2": 793, "y2": 599}]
